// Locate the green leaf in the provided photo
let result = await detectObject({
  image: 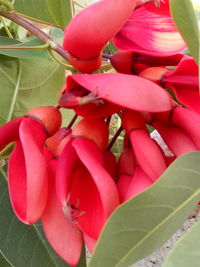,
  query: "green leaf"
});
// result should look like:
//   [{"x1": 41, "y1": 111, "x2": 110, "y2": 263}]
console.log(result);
[
  {"x1": 170, "y1": 0, "x2": 200, "y2": 64},
  {"x1": 89, "y1": 152, "x2": 200, "y2": 267},
  {"x1": 14, "y1": 0, "x2": 72, "y2": 27},
  {"x1": 0, "y1": 36, "x2": 50, "y2": 59},
  {"x1": 0, "y1": 252, "x2": 11, "y2": 267},
  {"x1": 0, "y1": 55, "x2": 65, "y2": 124},
  {"x1": 163, "y1": 219, "x2": 200, "y2": 267}
]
